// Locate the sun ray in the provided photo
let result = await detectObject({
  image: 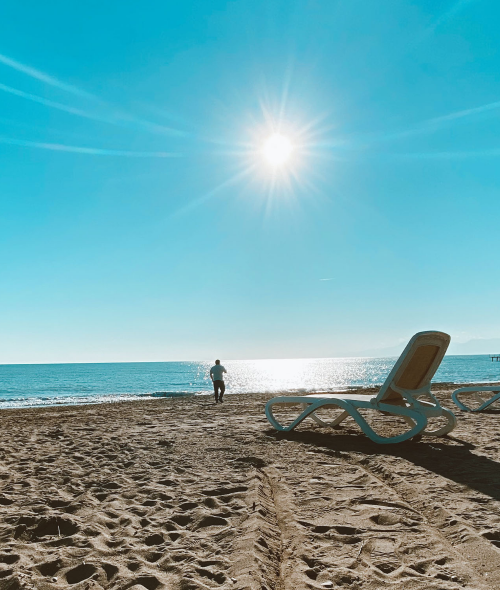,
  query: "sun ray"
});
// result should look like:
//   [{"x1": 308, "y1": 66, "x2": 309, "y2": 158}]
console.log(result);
[
  {"x1": 169, "y1": 164, "x2": 258, "y2": 219},
  {"x1": 338, "y1": 97, "x2": 500, "y2": 152},
  {"x1": 295, "y1": 112, "x2": 334, "y2": 139},
  {"x1": 278, "y1": 61, "x2": 294, "y2": 127}
]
